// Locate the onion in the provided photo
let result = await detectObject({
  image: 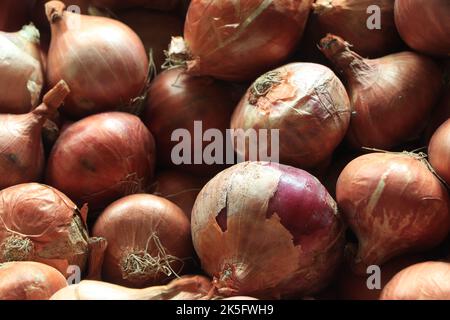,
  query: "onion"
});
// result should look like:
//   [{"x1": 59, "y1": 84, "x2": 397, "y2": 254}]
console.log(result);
[
  {"x1": 394, "y1": 0, "x2": 450, "y2": 57},
  {"x1": 0, "y1": 261, "x2": 67, "y2": 300},
  {"x1": 336, "y1": 152, "x2": 450, "y2": 275},
  {"x1": 143, "y1": 67, "x2": 235, "y2": 176},
  {"x1": 0, "y1": 0, "x2": 32, "y2": 32},
  {"x1": 0, "y1": 24, "x2": 45, "y2": 114},
  {"x1": 51, "y1": 275, "x2": 213, "y2": 300},
  {"x1": 429, "y1": 119, "x2": 450, "y2": 186},
  {"x1": 92, "y1": 194, "x2": 193, "y2": 288},
  {"x1": 166, "y1": 0, "x2": 314, "y2": 81},
  {"x1": 0, "y1": 81, "x2": 69, "y2": 190},
  {"x1": 319, "y1": 34, "x2": 442, "y2": 150},
  {"x1": 91, "y1": 0, "x2": 180, "y2": 11},
  {"x1": 45, "y1": 1, "x2": 148, "y2": 119},
  {"x1": 230, "y1": 63, "x2": 351, "y2": 170},
  {"x1": 46, "y1": 112, "x2": 156, "y2": 211},
  {"x1": 380, "y1": 261, "x2": 450, "y2": 300},
  {"x1": 192, "y1": 161, "x2": 345, "y2": 298}
]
